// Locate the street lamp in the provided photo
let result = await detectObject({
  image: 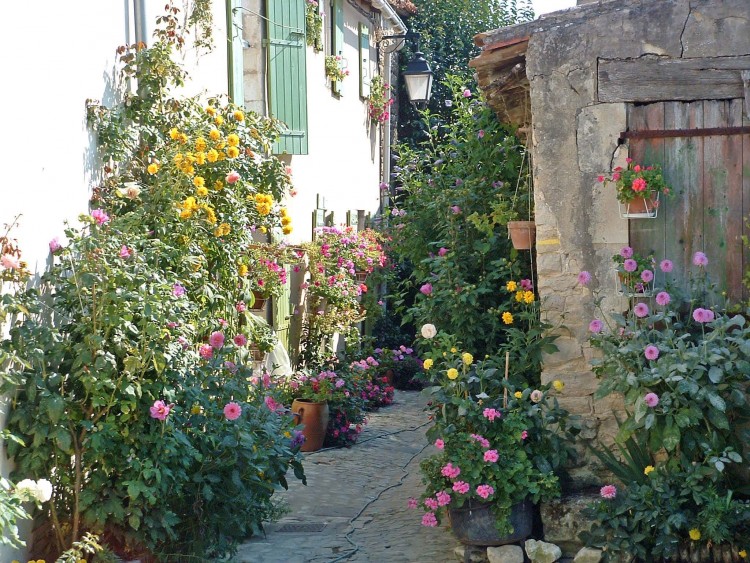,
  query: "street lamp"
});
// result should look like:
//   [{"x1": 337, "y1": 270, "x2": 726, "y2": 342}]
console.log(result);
[{"x1": 381, "y1": 31, "x2": 433, "y2": 106}]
